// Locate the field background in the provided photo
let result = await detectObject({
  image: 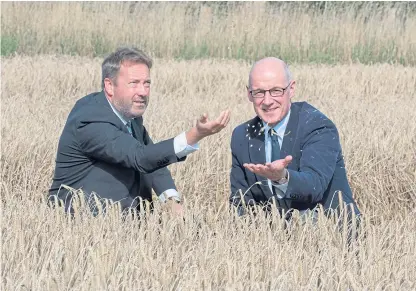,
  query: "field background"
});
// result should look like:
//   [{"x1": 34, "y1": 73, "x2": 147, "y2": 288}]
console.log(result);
[{"x1": 1, "y1": 2, "x2": 416, "y2": 291}]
